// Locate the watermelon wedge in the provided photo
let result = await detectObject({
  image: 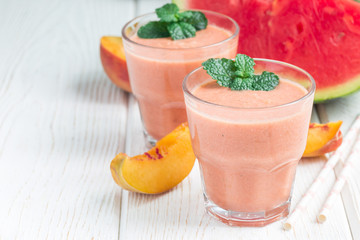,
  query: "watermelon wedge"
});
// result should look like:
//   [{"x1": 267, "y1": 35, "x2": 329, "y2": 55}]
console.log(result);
[{"x1": 174, "y1": 0, "x2": 360, "y2": 102}]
